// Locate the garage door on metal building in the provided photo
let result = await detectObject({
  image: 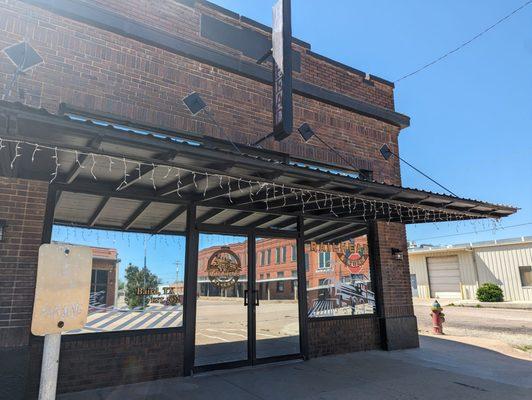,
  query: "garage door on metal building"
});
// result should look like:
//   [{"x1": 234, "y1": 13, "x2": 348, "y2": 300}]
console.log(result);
[{"x1": 427, "y1": 256, "x2": 461, "y2": 298}]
